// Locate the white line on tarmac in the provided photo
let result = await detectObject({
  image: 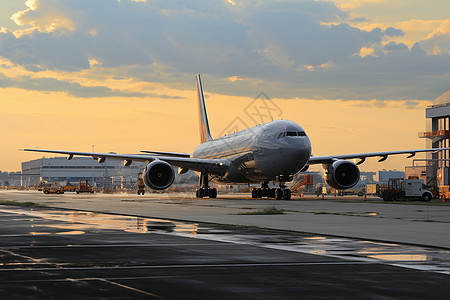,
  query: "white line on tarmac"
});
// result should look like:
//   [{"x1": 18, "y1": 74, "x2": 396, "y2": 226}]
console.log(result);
[{"x1": 0, "y1": 261, "x2": 374, "y2": 272}]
